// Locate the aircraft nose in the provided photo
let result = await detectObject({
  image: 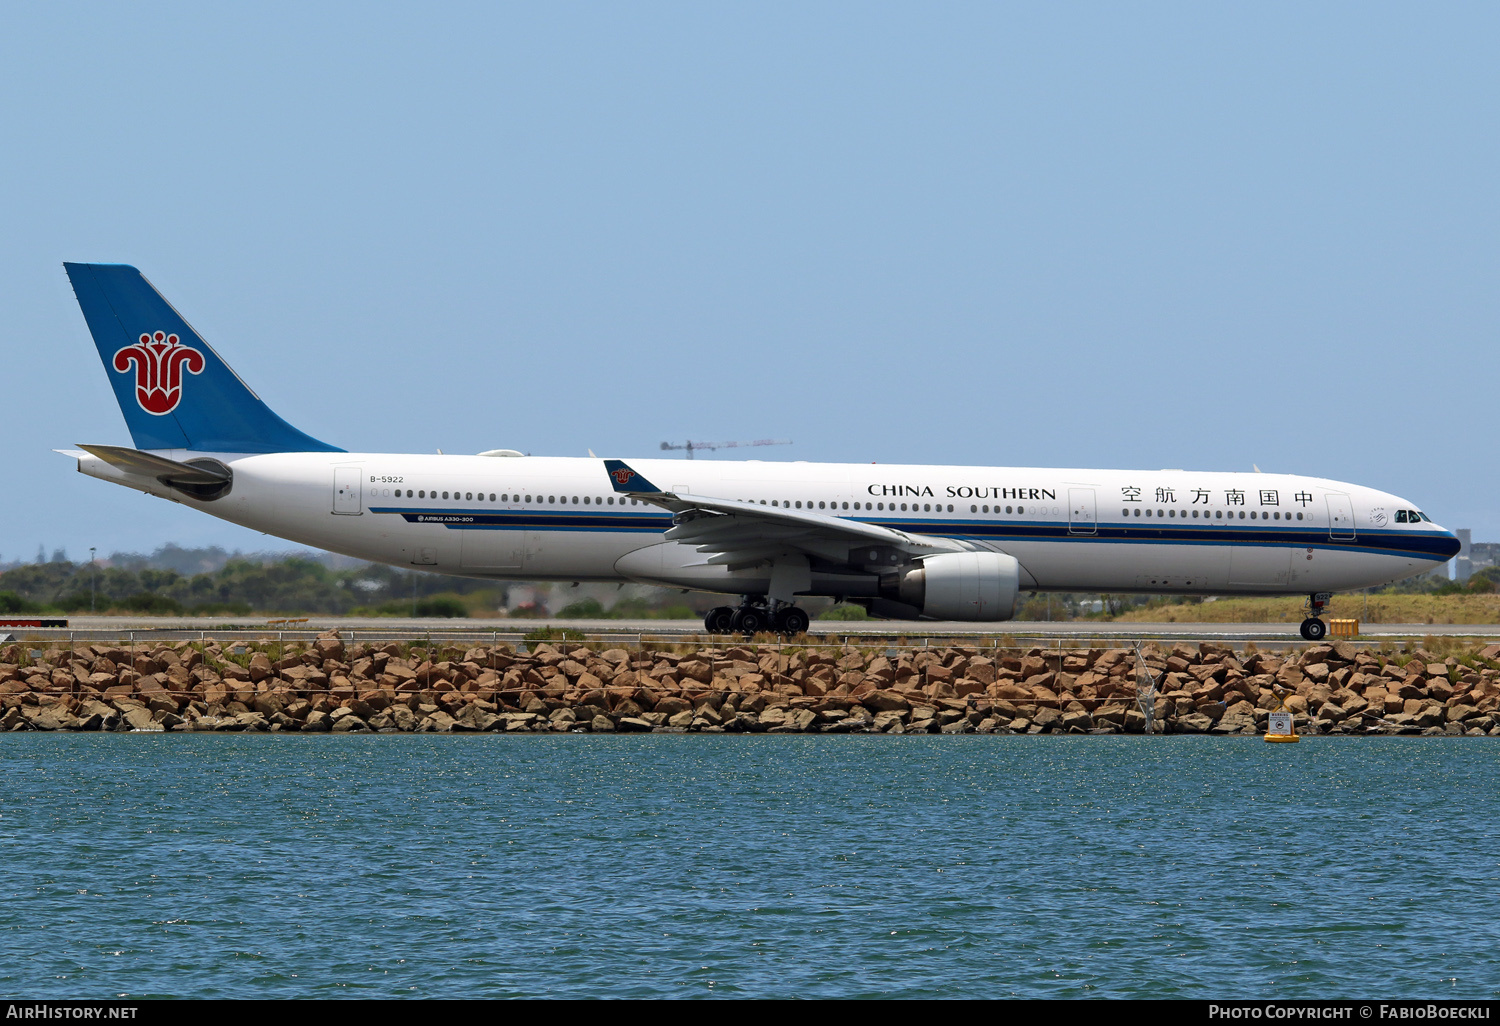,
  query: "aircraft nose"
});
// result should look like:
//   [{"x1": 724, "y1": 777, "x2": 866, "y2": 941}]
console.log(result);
[{"x1": 1440, "y1": 529, "x2": 1462, "y2": 560}]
